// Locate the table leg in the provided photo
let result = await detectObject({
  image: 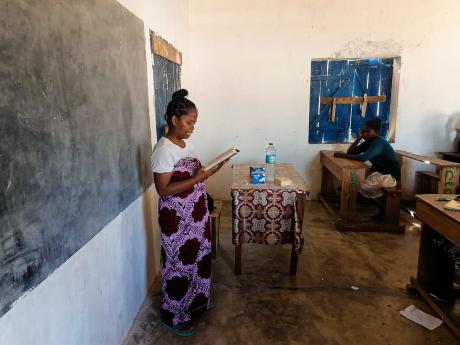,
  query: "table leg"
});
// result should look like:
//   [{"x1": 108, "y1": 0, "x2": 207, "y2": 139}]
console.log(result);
[
  {"x1": 384, "y1": 189, "x2": 401, "y2": 225},
  {"x1": 234, "y1": 245, "x2": 242, "y2": 275},
  {"x1": 439, "y1": 167, "x2": 459, "y2": 194},
  {"x1": 289, "y1": 245, "x2": 298, "y2": 276},
  {"x1": 417, "y1": 224, "x2": 455, "y2": 301},
  {"x1": 296, "y1": 193, "x2": 305, "y2": 227}
]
